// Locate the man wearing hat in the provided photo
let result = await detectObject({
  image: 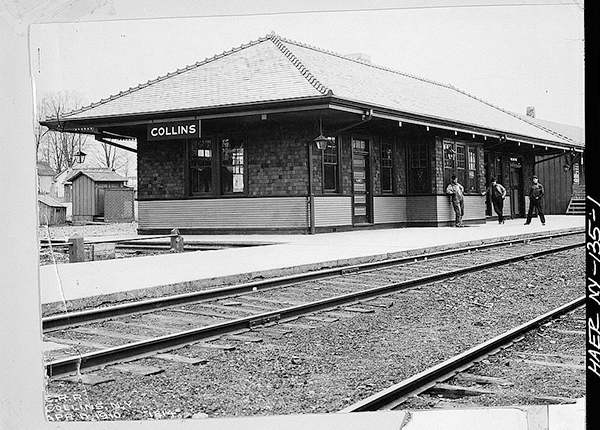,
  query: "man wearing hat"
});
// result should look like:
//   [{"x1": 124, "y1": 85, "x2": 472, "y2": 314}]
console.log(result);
[
  {"x1": 484, "y1": 178, "x2": 507, "y2": 224},
  {"x1": 524, "y1": 175, "x2": 546, "y2": 225}
]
